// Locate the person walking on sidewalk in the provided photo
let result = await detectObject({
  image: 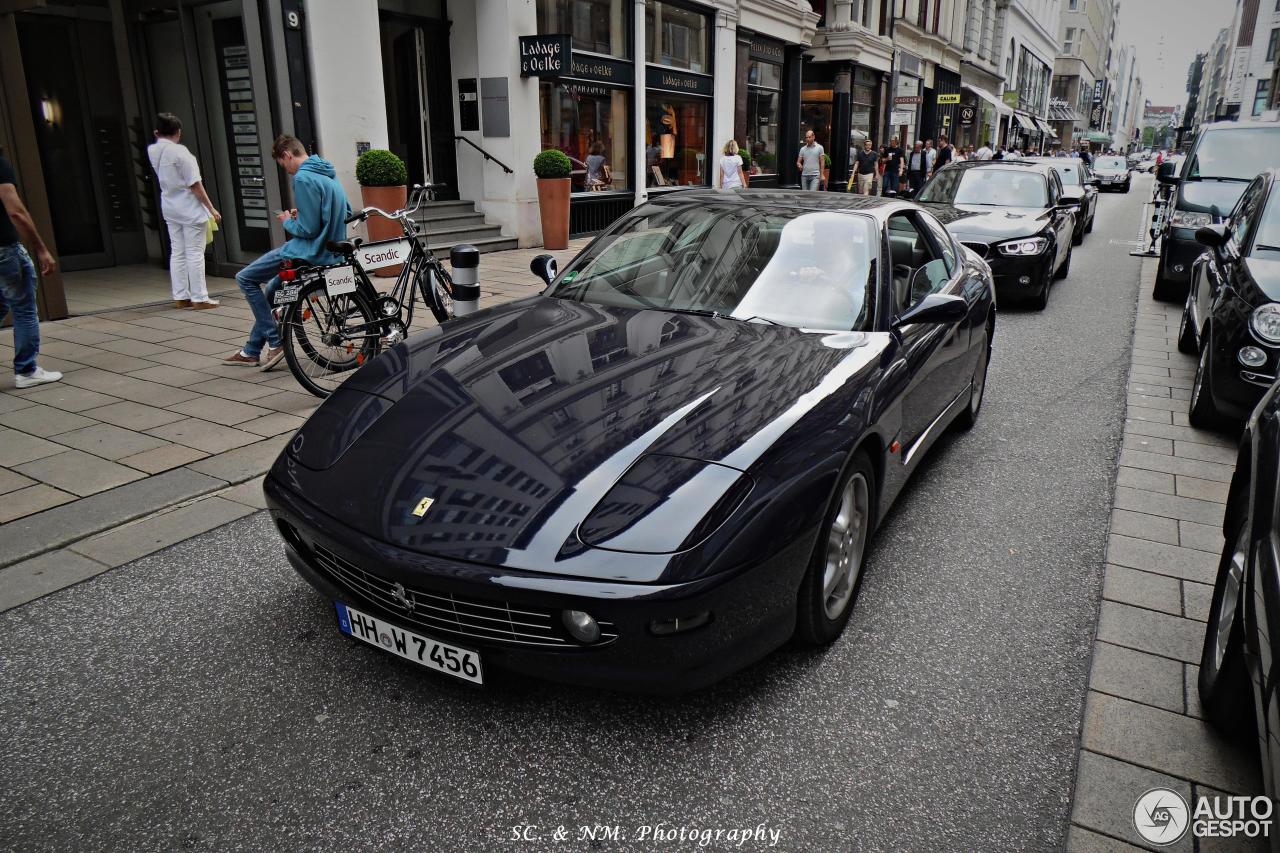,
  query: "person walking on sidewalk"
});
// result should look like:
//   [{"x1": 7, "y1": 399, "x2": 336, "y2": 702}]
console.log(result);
[
  {"x1": 796, "y1": 131, "x2": 825, "y2": 191},
  {"x1": 147, "y1": 113, "x2": 221, "y2": 310},
  {"x1": 224, "y1": 135, "x2": 350, "y2": 371},
  {"x1": 881, "y1": 136, "x2": 904, "y2": 196},
  {"x1": 717, "y1": 139, "x2": 748, "y2": 189},
  {"x1": 849, "y1": 138, "x2": 879, "y2": 195},
  {"x1": 0, "y1": 150, "x2": 61, "y2": 388},
  {"x1": 906, "y1": 141, "x2": 927, "y2": 194}
]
